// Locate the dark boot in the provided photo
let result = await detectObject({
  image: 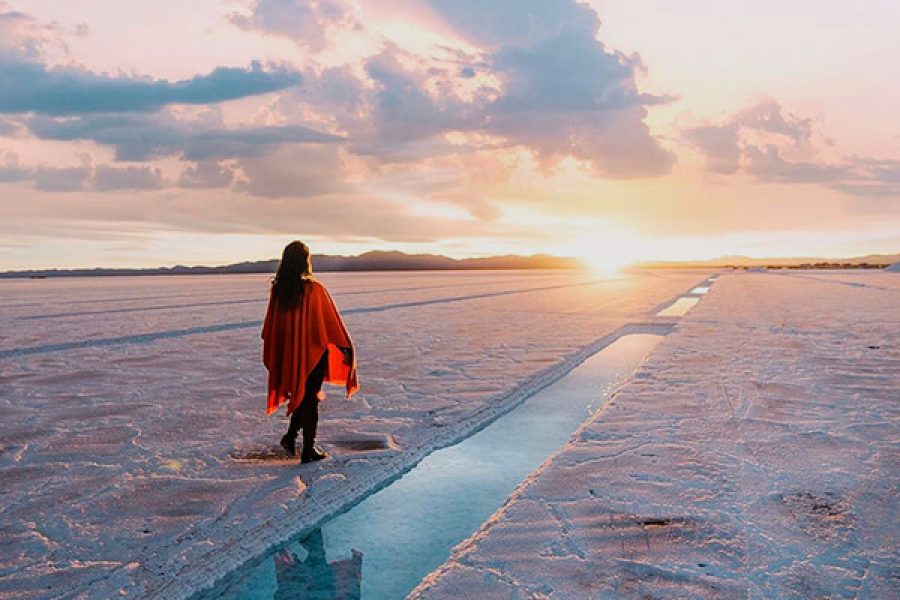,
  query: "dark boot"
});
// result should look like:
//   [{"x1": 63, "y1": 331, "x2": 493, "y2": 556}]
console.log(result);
[
  {"x1": 301, "y1": 445, "x2": 330, "y2": 463},
  {"x1": 281, "y1": 405, "x2": 305, "y2": 456},
  {"x1": 280, "y1": 433, "x2": 297, "y2": 457}
]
